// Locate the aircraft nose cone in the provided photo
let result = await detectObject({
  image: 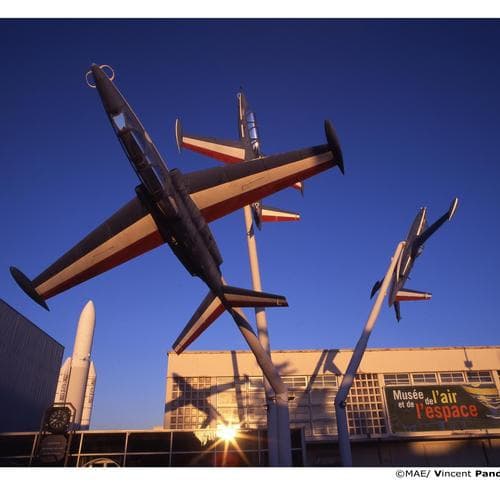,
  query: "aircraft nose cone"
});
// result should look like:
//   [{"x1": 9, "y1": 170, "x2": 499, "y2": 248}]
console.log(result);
[
  {"x1": 90, "y1": 64, "x2": 107, "y2": 82},
  {"x1": 89, "y1": 64, "x2": 123, "y2": 116}
]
